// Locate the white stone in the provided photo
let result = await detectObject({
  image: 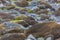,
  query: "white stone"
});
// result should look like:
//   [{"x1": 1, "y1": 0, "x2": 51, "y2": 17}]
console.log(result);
[
  {"x1": 46, "y1": 37, "x2": 51, "y2": 40},
  {"x1": 0, "y1": 4, "x2": 4, "y2": 7},
  {"x1": 26, "y1": 34, "x2": 36, "y2": 40}
]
